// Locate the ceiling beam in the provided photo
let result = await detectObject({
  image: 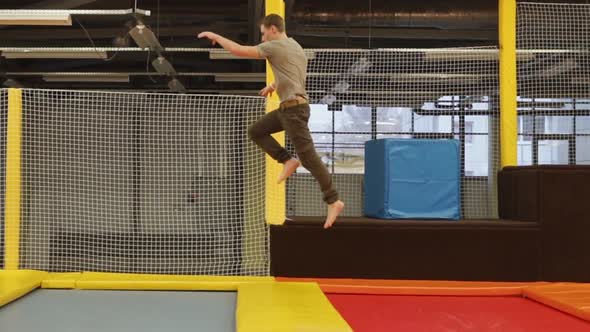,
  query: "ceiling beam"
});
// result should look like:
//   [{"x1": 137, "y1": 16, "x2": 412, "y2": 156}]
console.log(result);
[
  {"x1": 0, "y1": 22, "x2": 246, "y2": 40},
  {"x1": 292, "y1": 26, "x2": 497, "y2": 41},
  {"x1": 24, "y1": 0, "x2": 99, "y2": 9}
]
